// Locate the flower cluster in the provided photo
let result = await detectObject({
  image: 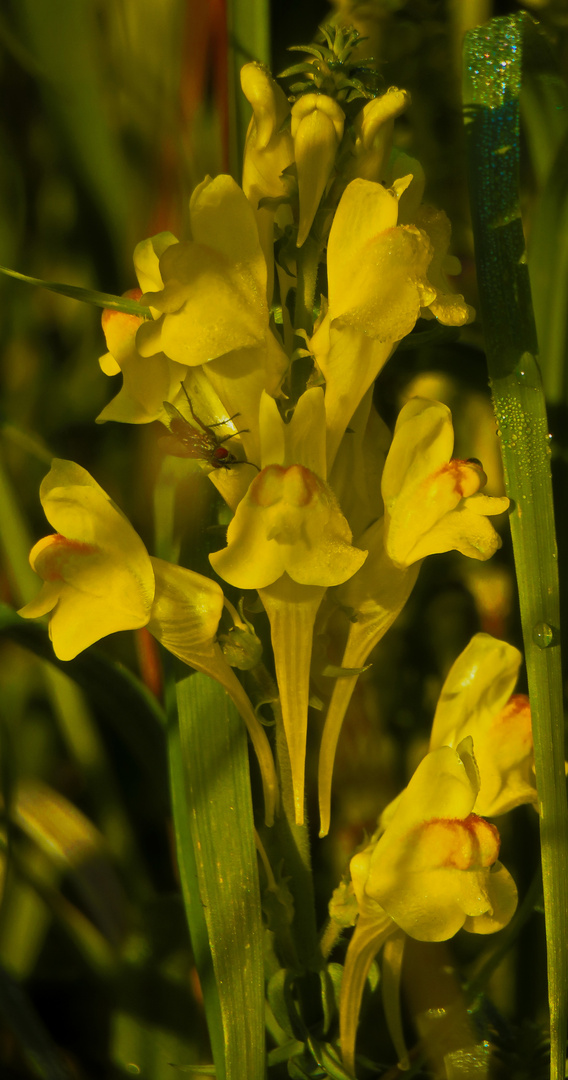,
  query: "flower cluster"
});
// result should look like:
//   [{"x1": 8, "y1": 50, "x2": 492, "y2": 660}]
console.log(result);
[
  {"x1": 18, "y1": 44, "x2": 524, "y2": 1071},
  {"x1": 20, "y1": 56, "x2": 508, "y2": 833}
]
